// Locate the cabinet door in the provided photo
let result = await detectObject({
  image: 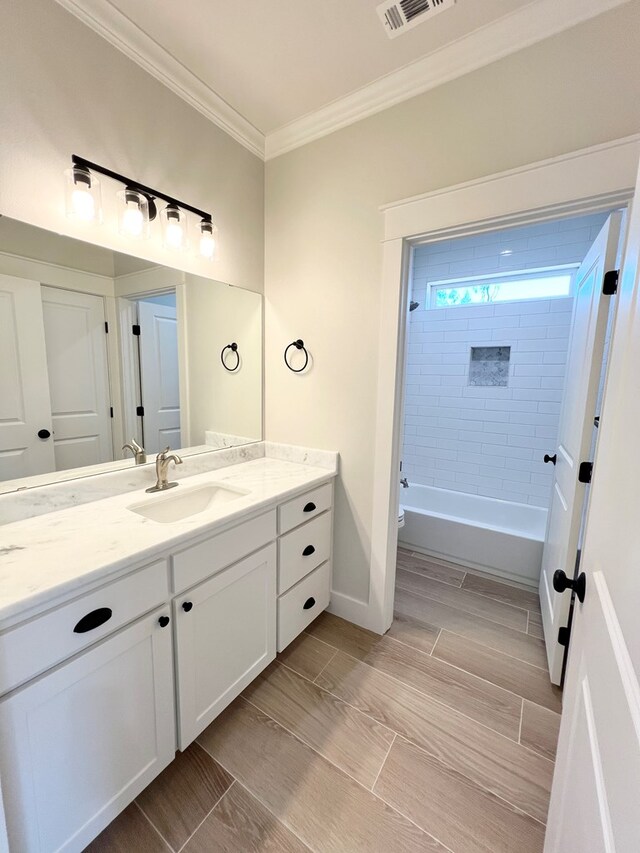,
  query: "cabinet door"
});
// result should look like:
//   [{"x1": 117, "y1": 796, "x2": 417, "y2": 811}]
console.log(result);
[
  {"x1": 174, "y1": 544, "x2": 276, "y2": 749},
  {"x1": 0, "y1": 608, "x2": 175, "y2": 853}
]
